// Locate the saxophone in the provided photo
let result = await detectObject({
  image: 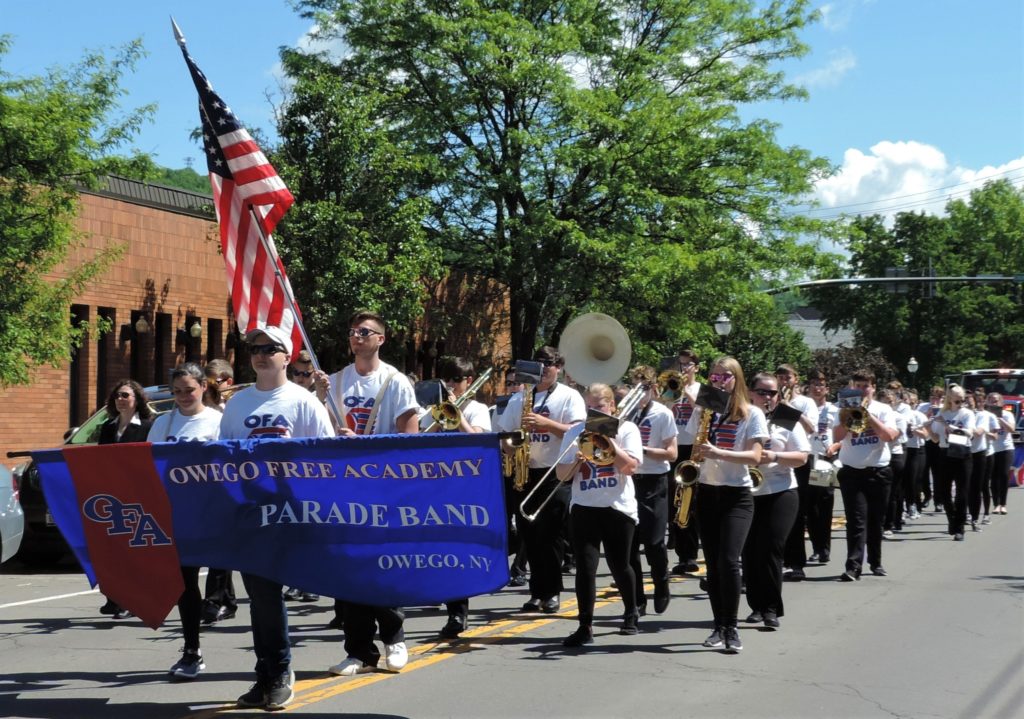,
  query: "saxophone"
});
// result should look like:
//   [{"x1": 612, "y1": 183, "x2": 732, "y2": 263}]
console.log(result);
[
  {"x1": 673, "y1": 406, "x2": 713, "y2": 528},
  {"x1": 503, "y1": 384, "x2": 534, "y2": 491}
]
